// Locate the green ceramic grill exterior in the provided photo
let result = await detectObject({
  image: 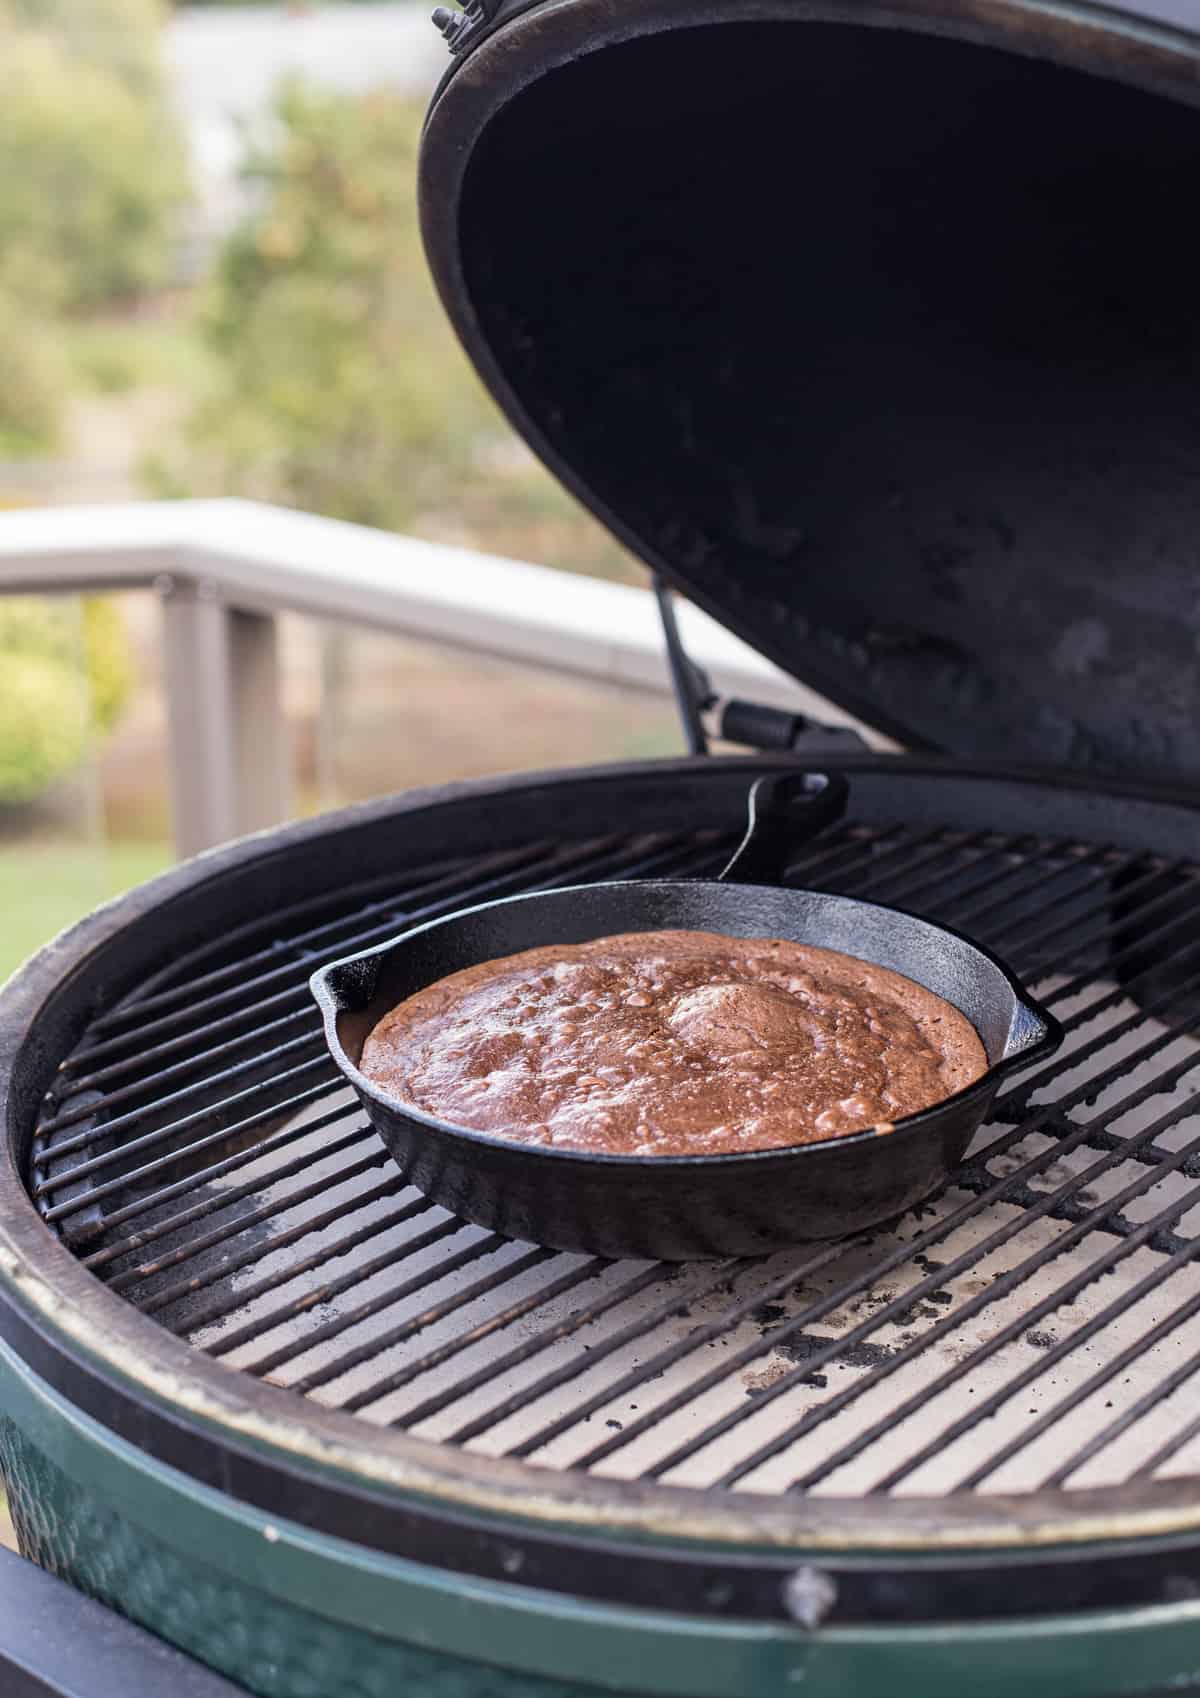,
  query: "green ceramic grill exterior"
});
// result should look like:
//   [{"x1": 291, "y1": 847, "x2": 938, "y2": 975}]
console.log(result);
[{"x1": 5, "y1": 1335, "x2": 1200, "y2": 1698}]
